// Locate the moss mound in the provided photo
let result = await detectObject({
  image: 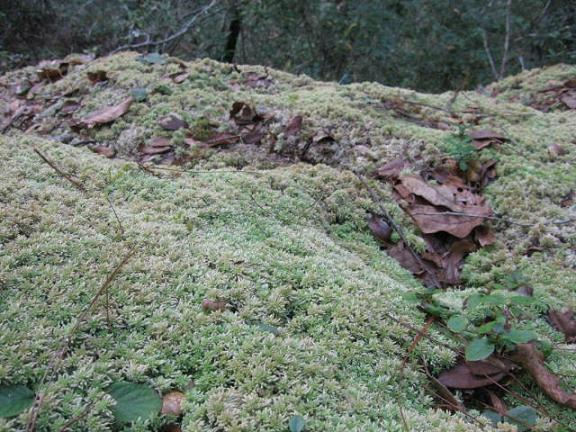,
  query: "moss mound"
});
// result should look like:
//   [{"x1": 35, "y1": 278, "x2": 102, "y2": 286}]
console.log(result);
[{"x1": 0, "y1": 53, "x2": 575, "y2": 431}]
